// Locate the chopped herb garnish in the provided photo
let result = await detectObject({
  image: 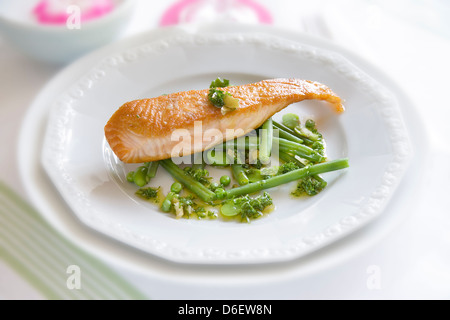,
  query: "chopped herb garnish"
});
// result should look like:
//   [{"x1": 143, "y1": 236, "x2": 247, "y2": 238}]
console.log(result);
[
  {"x1": 220, "y1": 192, "x2": 273, "y2": 221},
  {"x1": 292, "y1": 176, "x2": 327, "y2": 197},
  {"x1": 208, "y1": 88, "x2": 228, "y2": 108},
  {"x1": 277, "y1": 161, "x2": 300, "y2": 175},
  {"x1": 210, "y1": 77, "x2": 230, "y2": 88},
  {"x1": 136, "y1": 186, "x2": 160, "y2": 202},
  {"x1": 207, "y1": 77, "x2": 239, "y2": 113}
]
